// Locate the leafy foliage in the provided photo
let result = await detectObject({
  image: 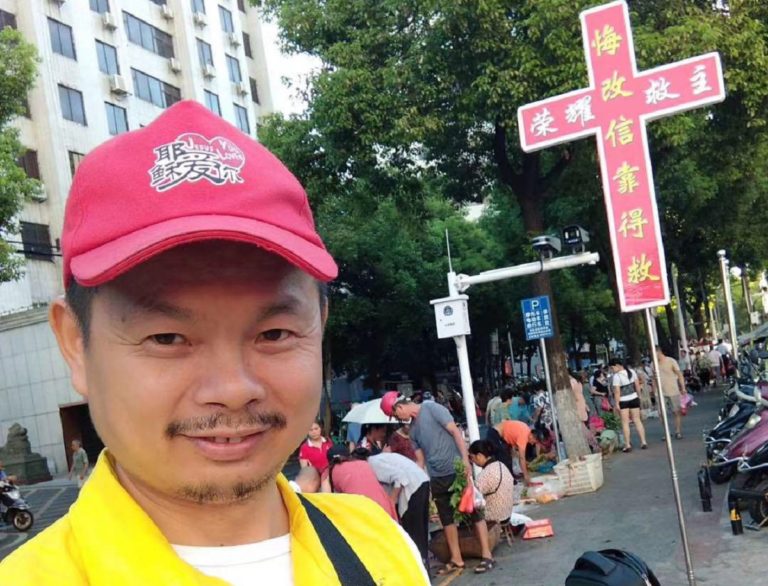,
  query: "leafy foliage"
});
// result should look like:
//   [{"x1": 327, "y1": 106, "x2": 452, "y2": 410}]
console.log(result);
[{"x1": 0, "y1": 28, "x2": 39, "y2": 282}]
